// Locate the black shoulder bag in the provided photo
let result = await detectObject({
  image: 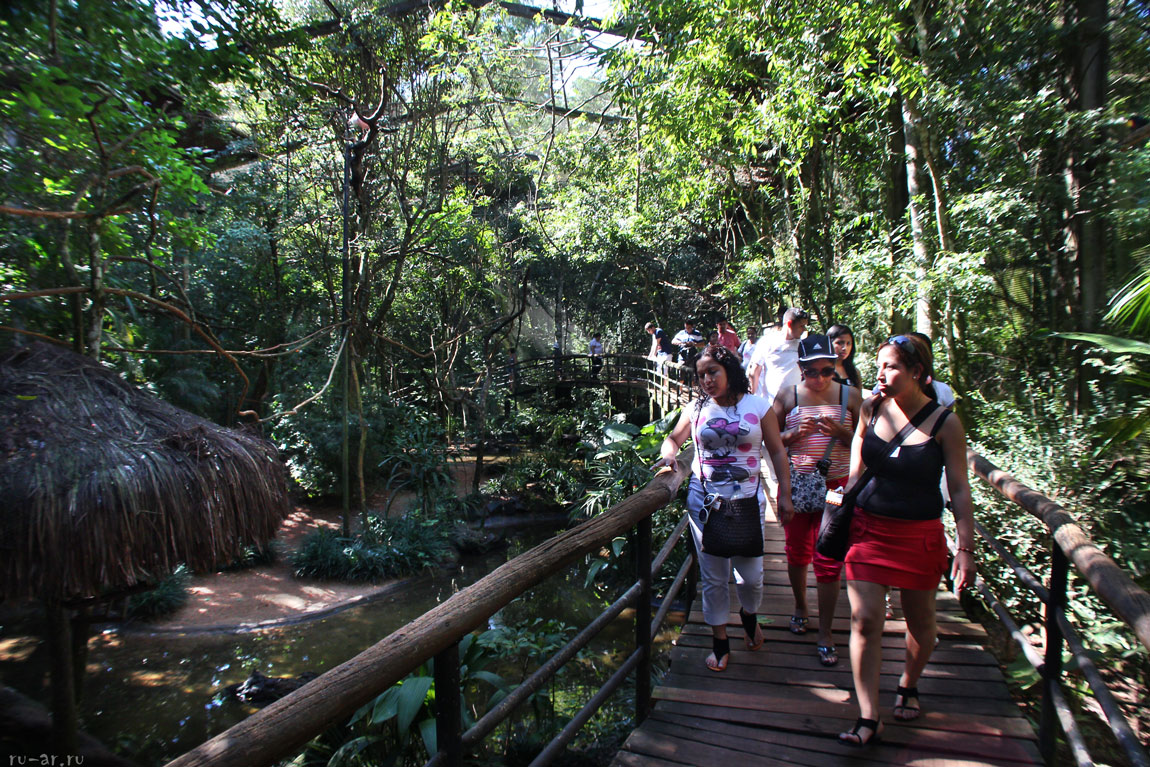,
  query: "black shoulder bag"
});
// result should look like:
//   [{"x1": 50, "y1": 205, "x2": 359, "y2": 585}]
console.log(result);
[
  {"x1": 693, "y1": 408, "x2": 764, "y2": 558},
  {"x1": 815, "y1": 399, "x2": 940, "y2": 561}
]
